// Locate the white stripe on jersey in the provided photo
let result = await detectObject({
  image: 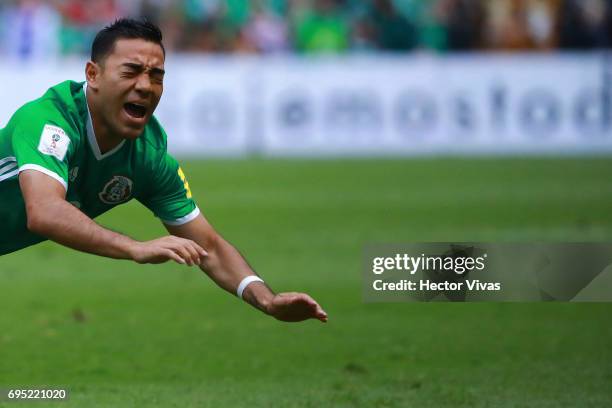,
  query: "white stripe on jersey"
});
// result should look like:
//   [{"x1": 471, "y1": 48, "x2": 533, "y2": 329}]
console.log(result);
[
  {"x1": 18, "y1": 164, "x2": 67, "y2": 191},
  {"x1": 0, "y1": 162, "x2": 17, "y2": 174},
  {"x1": 161, "y1": 207, "x2": 201, "y2": 226},
  {"x1": 0, "y1": 168, "x2": 18, "y2": 182},
  {"x1": 0, "y1": 156, "x2": 17, "y2": 167},
  {"x1": 0, "y1": 157, "x2": 18, "y2": 180}
]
